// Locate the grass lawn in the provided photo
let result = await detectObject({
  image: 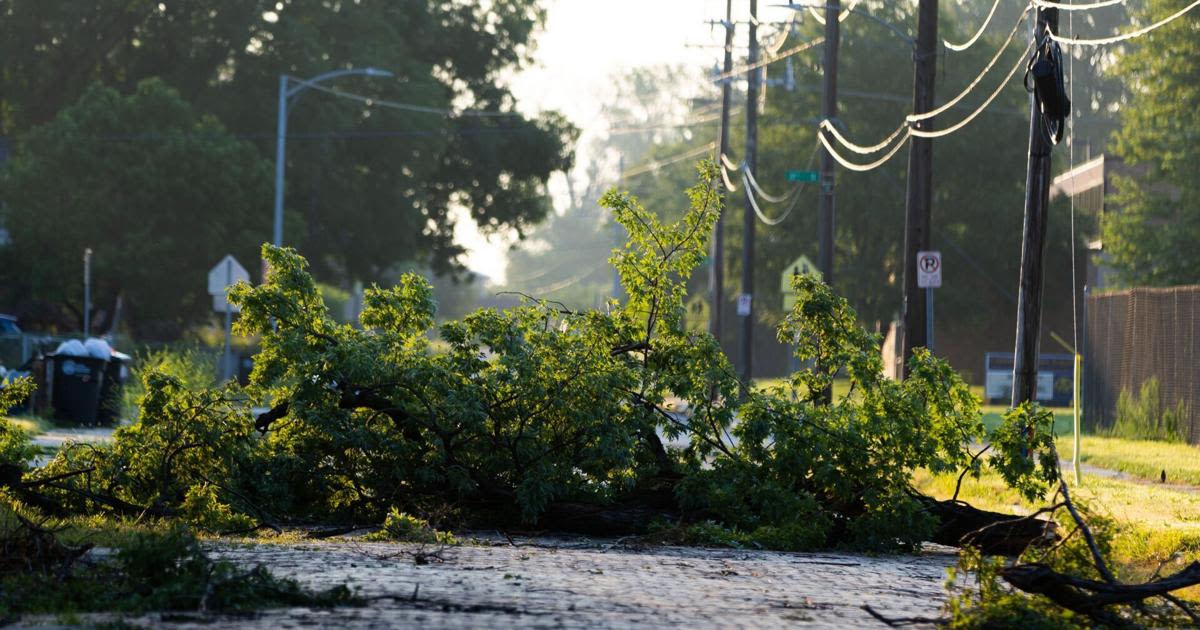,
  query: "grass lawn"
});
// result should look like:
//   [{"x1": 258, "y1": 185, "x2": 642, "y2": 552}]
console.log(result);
[
  {"x1": 4, "y1": 415, "x2": 49, "y2": 435},
  {"x1": 914, "y1": 466, "x2": 1200, "y2": 598},
  {"x1": 1059, "y1": 435, "x2": 1200, "y2": 486},
  {"x1": 752, "y1": 377, "x2": 853, "y2": 400}
]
